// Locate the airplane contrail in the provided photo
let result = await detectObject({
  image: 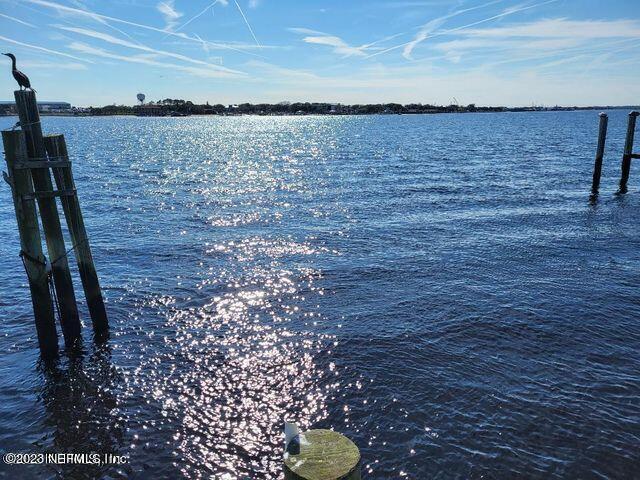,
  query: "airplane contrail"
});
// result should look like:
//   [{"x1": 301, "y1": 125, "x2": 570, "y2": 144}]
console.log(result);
[
  {"x1": 366, "y1": 0, "x2": 560, "y2": 59},
  {"x1": 0, "y1": 34, "x2": 93, "y2": 62},
  {"x1": 234, "y1": 0, "x2": 261, "y2": 48},
  {"x1": 163, "y1": 0, "x2": 223, "y2": 40},
  {"x1": 21, "y1": 0, "x2": 262, "y2": 57},
  {"x1": 401, "y1": 0, "x2": 505, "y2": 59},
  {"x1": 0, "y1": 13, "x2": 36, "y2": 28}
]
